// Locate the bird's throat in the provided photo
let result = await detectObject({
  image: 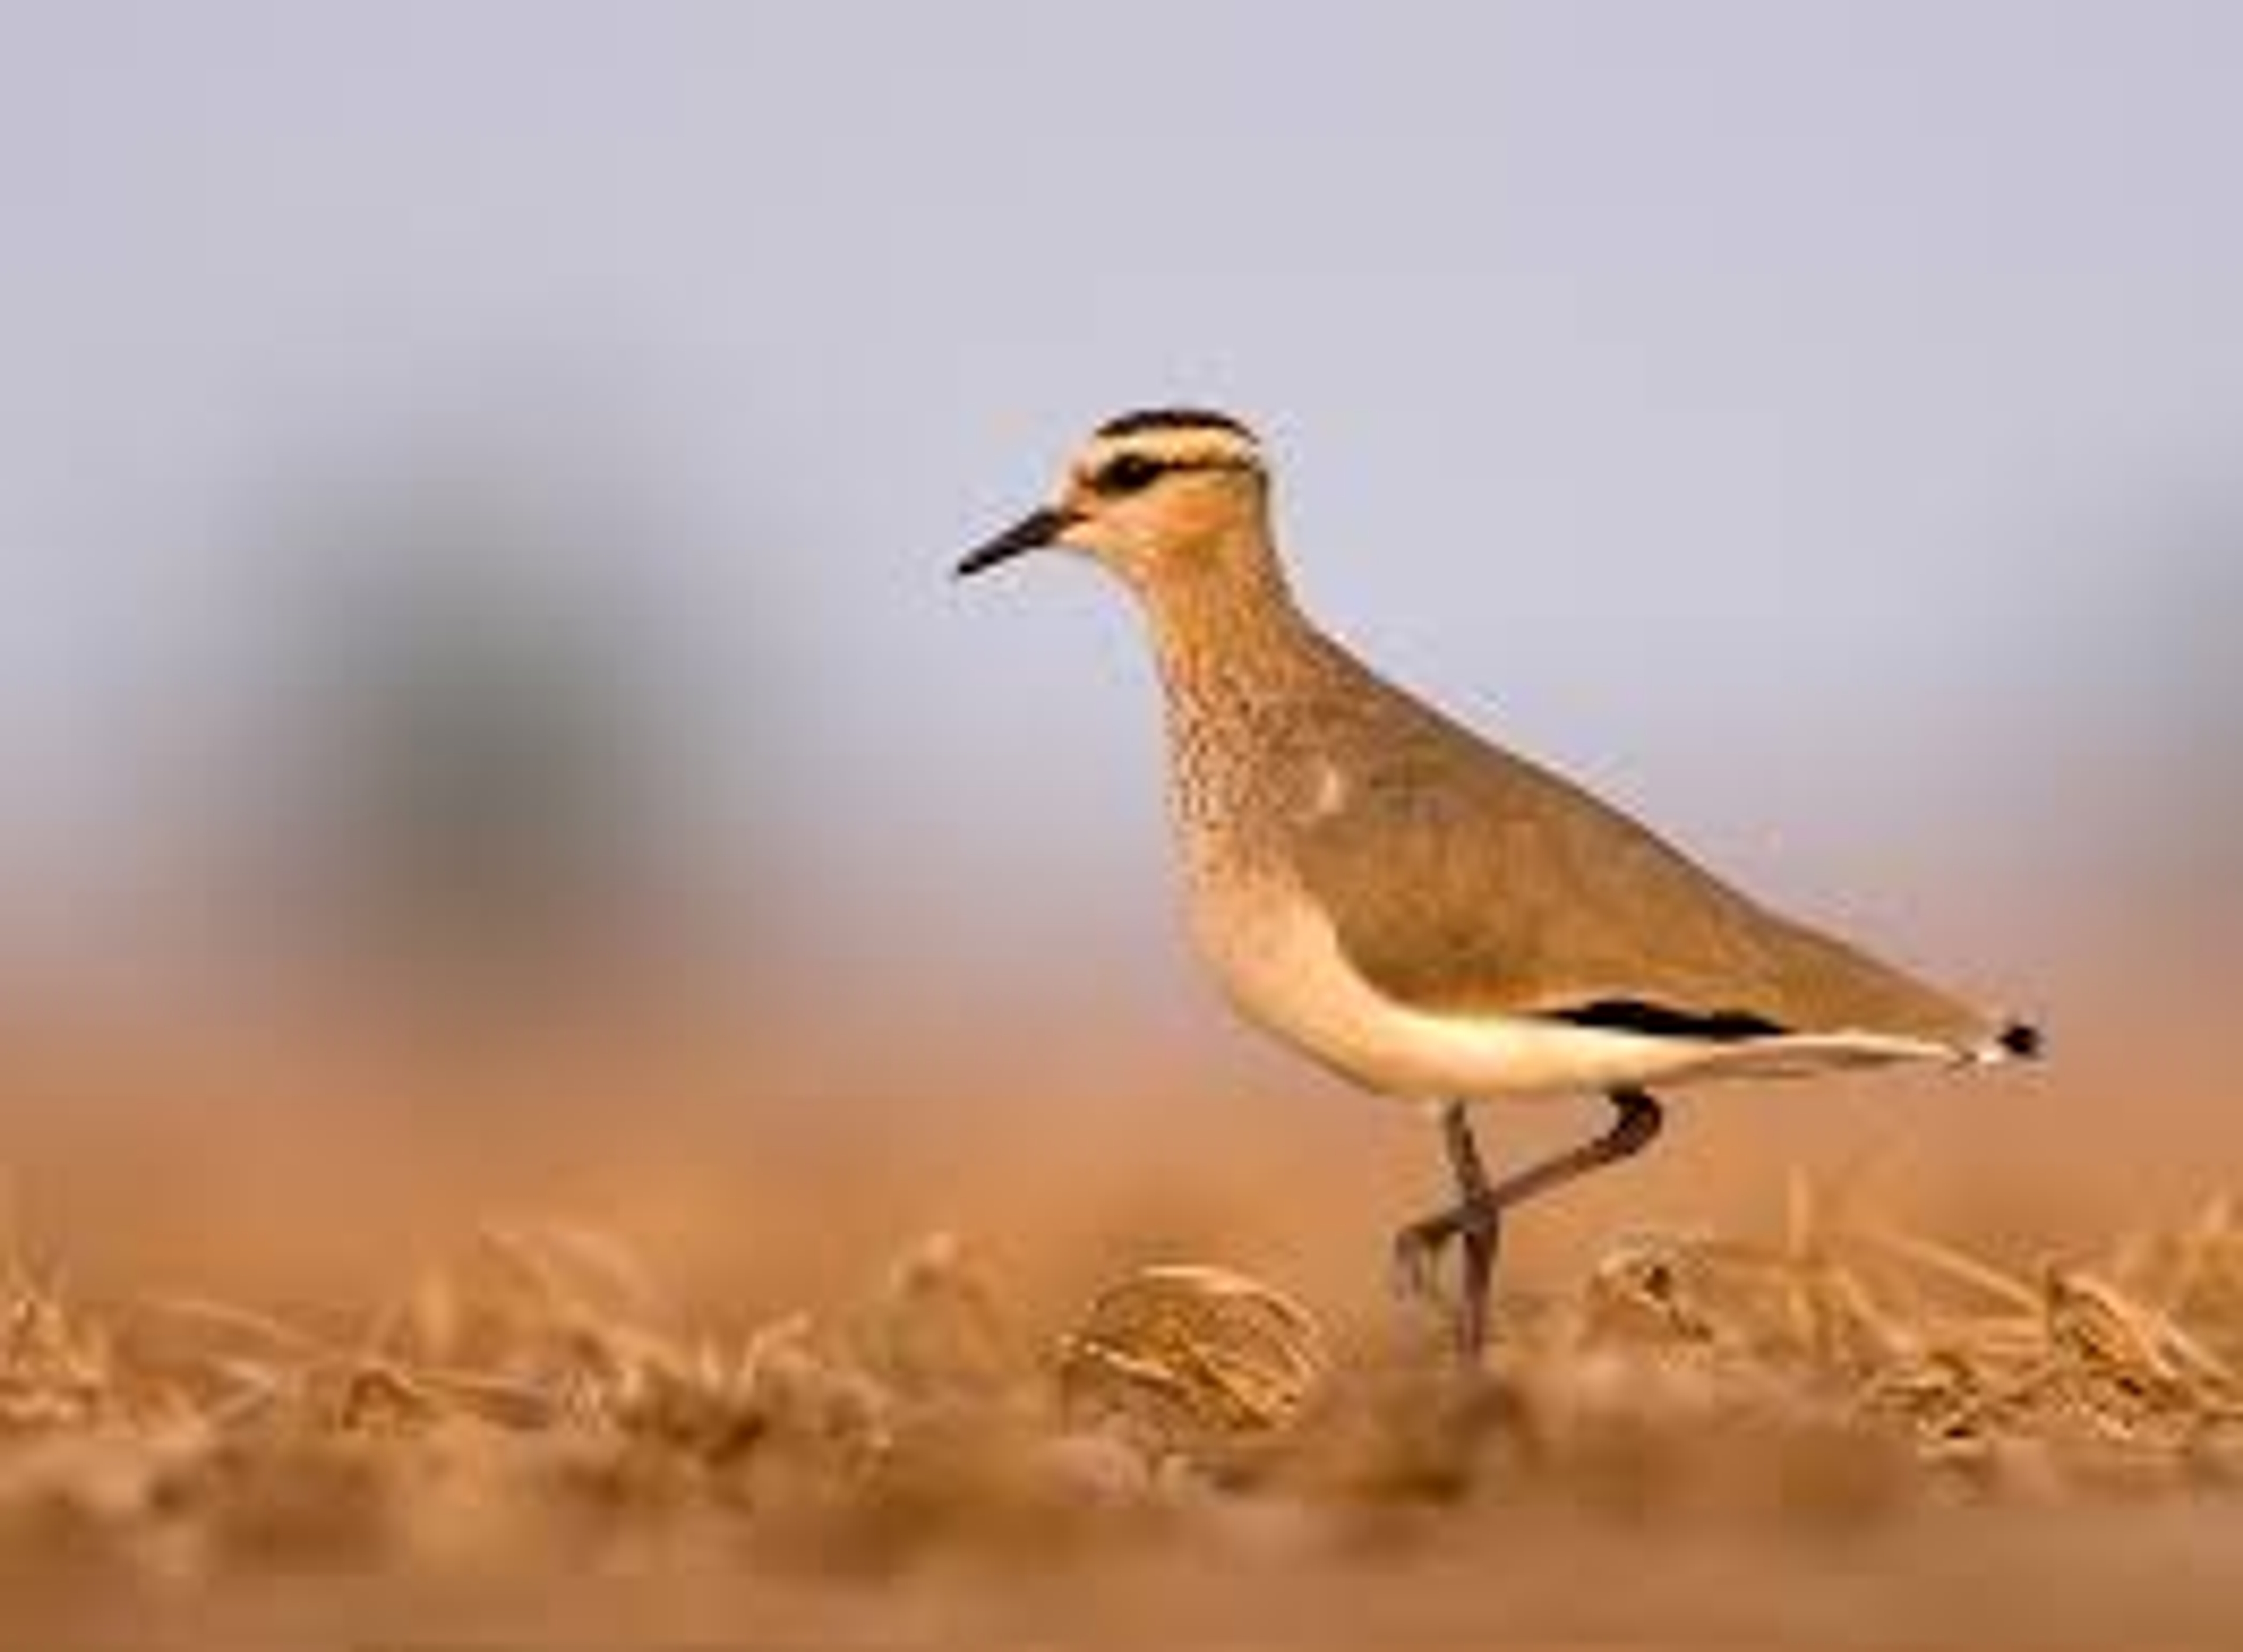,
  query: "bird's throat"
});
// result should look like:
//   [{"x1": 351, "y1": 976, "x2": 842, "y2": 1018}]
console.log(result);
[{"x1": 1143, "y1": 536, "x2": 1313, "y2": 700}]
